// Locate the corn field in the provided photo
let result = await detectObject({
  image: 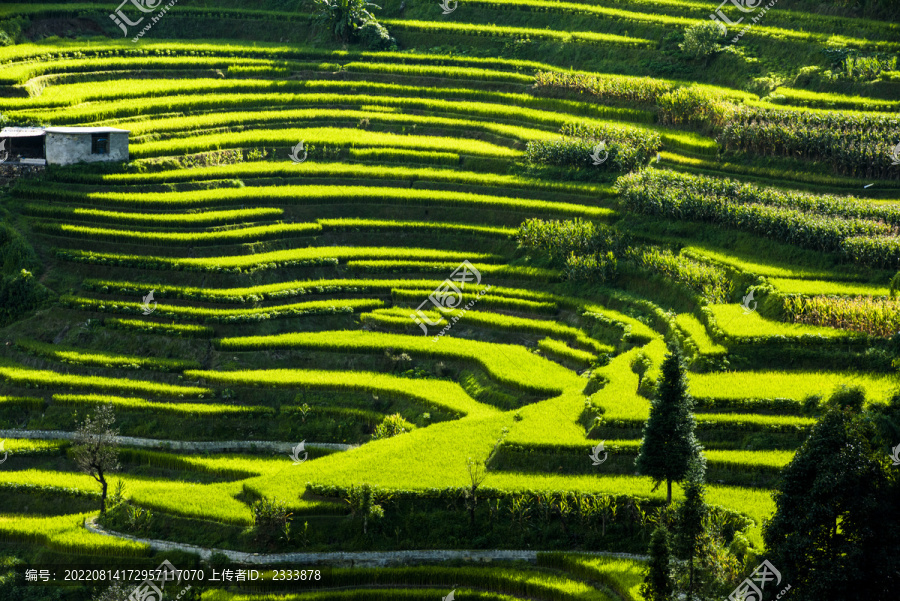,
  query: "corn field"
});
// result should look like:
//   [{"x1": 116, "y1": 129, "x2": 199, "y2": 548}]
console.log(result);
[{"x1": 783, "y1": 295, "x2": 900, "y2": 337}]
